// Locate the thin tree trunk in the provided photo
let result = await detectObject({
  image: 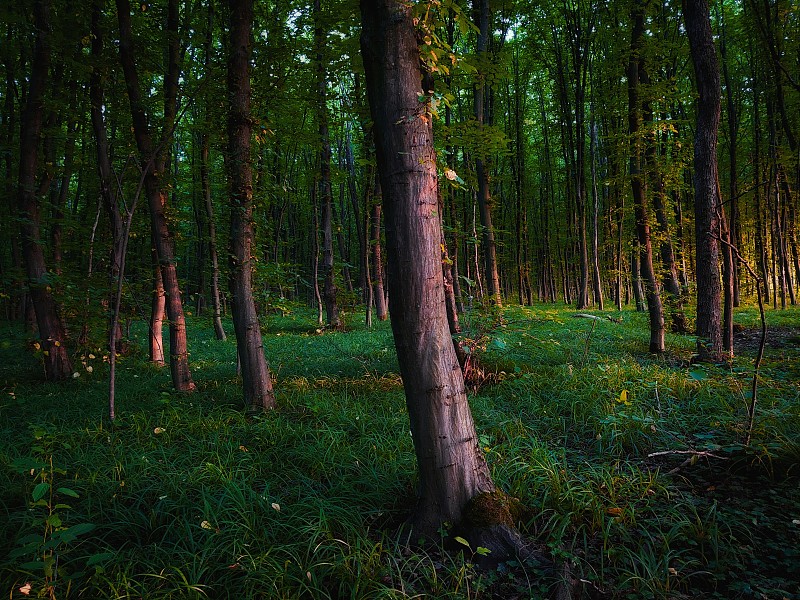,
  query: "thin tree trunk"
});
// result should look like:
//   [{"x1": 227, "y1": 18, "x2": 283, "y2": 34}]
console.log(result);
[
  {"x1": 629, "y1": 0, "x2": 665, "y2": 353},
  {"x1": 473, "y1": 0, "x2": 502, "y2": 307},
  {"x1": 16, "y1": 0, "x2": 72, "y2": 380},
  {"x1": 589, "y1": 115, "x2": 604, "y2": 311},
  {"x1": 226, "y1": 0, "x2": 275, "y2": 411},
  {"x1": 116, "y1": 0, "x2": 194, "y2": 389},
  {"x1": 200, "y1": 5, "x2": 226, "y2": 341},
  {"x1": 201, "y1": 134, "x2": 226, "y2": 341},
  {"x1": 314, "y1": 0, "x2": 340, "y2": 329},
  {"x1": 370, "y1": 181, "x2": 388, "y2": 321},
  {"x1": 90, "y1": 0, "x2": 125, "y2": 354}
]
